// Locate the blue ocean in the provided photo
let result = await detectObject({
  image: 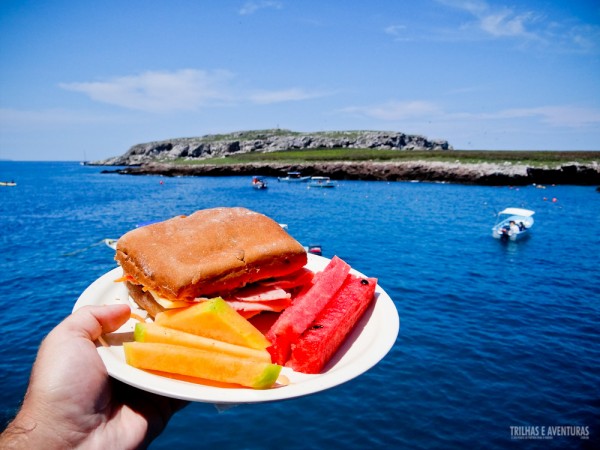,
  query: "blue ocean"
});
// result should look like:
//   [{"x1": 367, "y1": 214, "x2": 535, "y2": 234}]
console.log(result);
[{"x1": 1, "y1": 161, "x2": 598, "y2": 449}]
